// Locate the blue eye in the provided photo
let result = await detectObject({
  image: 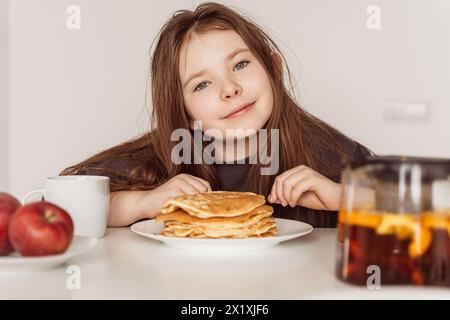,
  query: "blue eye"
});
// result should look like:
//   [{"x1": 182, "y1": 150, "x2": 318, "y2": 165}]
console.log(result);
[
  {"x1": 194, "y1": 82, "x2": 209, "y2": 92},
  {"x1": 192, "y1": 61, "x2": 249, "y2": 92},
  {"x1": 234, "y1": 60, "x2": 249, "y2": 71}
]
